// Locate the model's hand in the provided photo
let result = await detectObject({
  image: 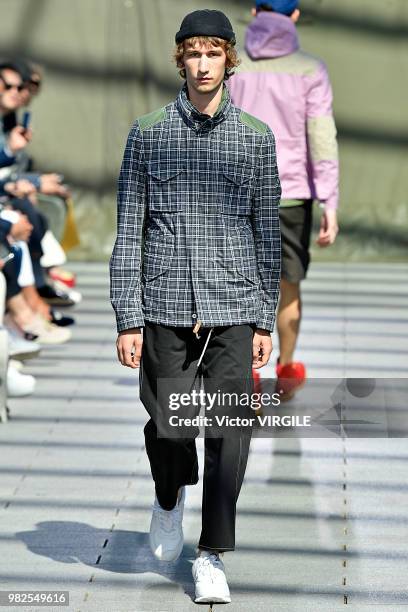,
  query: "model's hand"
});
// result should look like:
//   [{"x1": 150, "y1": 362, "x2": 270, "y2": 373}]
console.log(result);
[
  {"x1": 252, "y1": 329, "x2": 272, "y2": 369},
  {"x1": 116, "y1": 328, "x2": 143, "y2": 369},
  {"x1": 316, "y1": 209, "x2": 338, "y2": 247}
]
